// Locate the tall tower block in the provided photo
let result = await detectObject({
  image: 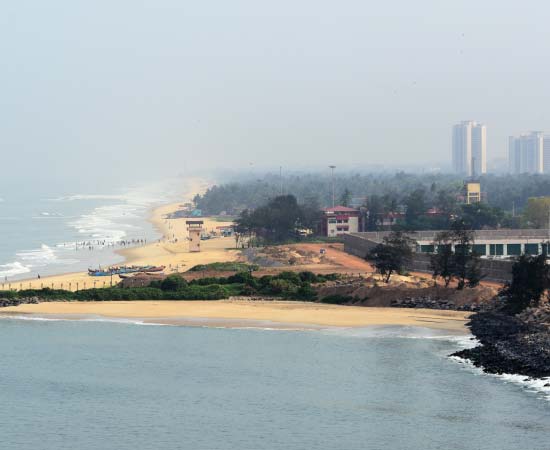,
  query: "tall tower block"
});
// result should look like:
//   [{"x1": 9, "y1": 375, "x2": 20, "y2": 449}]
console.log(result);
[{"x1": 186, "y1": 220, "x2": 204, "y2": 252}]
